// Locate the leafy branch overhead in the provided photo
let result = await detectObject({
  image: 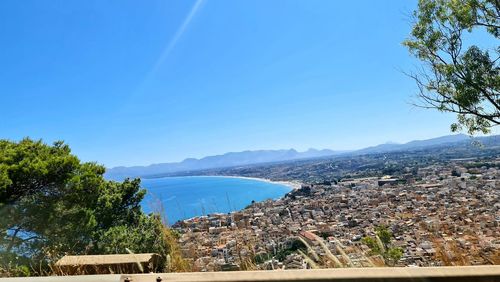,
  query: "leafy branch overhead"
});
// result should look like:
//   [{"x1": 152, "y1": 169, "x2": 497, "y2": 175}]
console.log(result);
[{"x1": 404, "y1": 0, "x2": 500, "y2": 134}]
